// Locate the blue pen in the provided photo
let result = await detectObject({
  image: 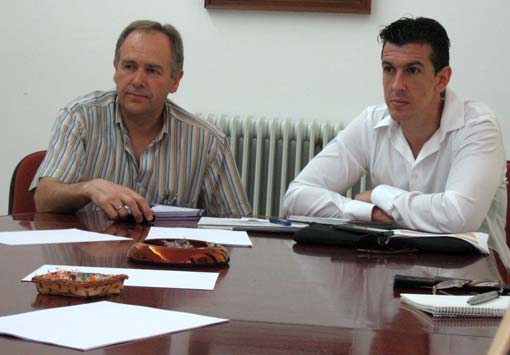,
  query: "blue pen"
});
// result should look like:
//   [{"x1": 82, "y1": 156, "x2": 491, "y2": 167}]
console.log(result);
[{"x1": 269, "y1": 218, "x2": 292, "y2": 226}]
